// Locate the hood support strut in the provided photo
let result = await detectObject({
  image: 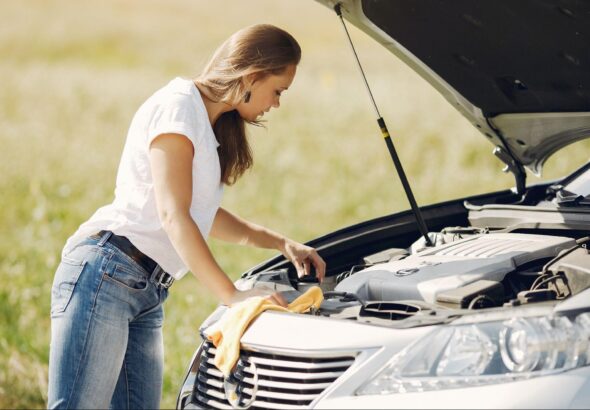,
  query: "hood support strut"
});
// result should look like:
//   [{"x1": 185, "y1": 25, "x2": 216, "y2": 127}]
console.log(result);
[
  {"x1": 335, "y1": 3, "x2": 433, "y2": 247},
  {"x1": 493, "y1": 146, "x2": 527, "y2": 196},
  {"x1": 486, "y1": 119, "x2": 527, "y2": 196}
]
